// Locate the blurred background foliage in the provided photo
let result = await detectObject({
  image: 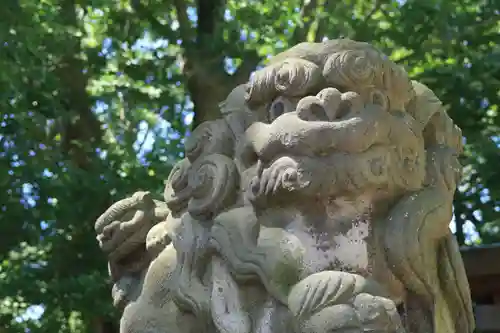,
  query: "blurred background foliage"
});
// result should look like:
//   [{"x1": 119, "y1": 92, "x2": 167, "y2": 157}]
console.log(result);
[{"x1": 0, "y1": 0, "x2": 498, "y2": 331}]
